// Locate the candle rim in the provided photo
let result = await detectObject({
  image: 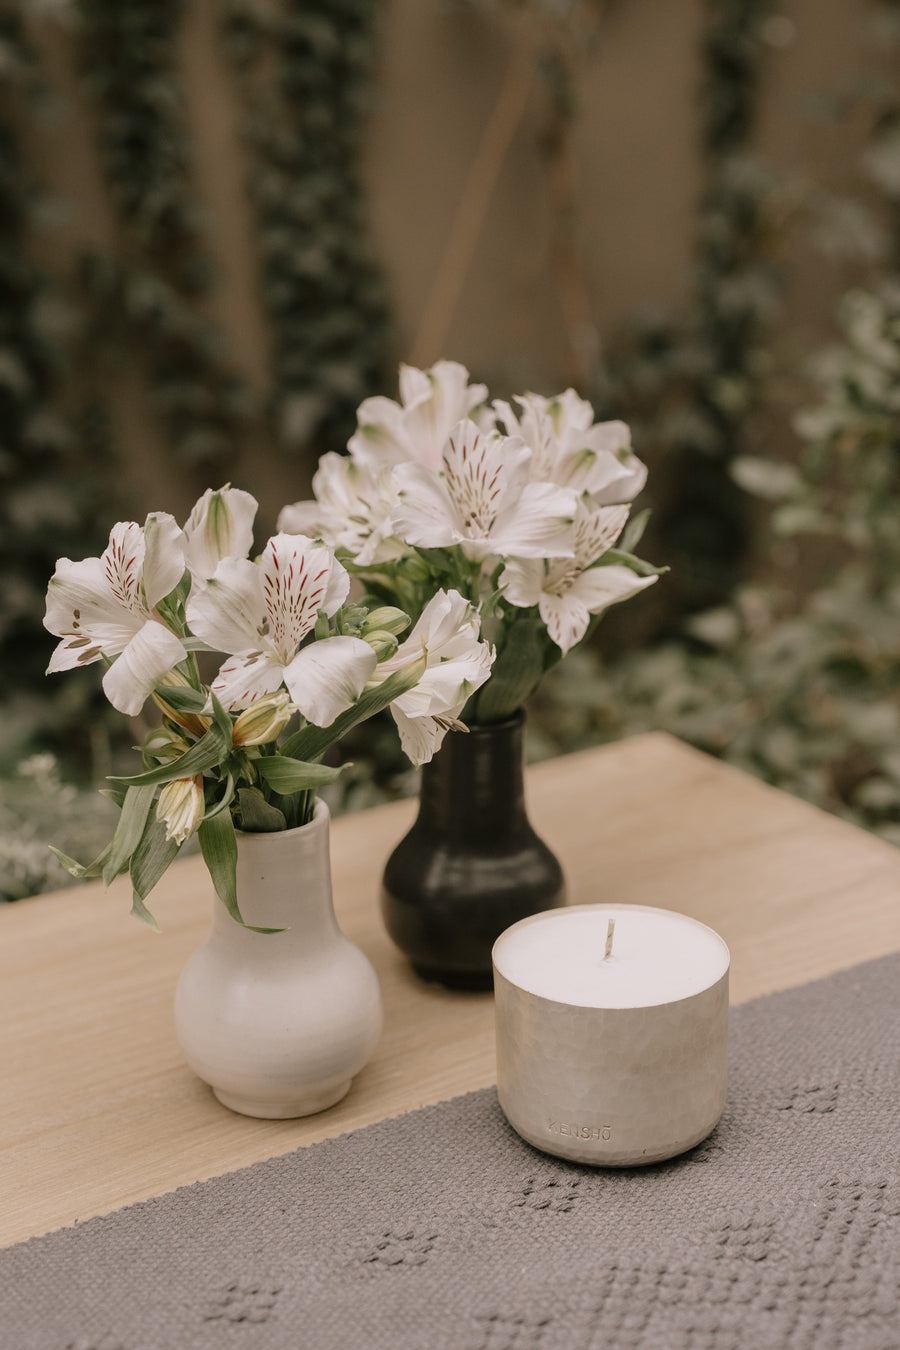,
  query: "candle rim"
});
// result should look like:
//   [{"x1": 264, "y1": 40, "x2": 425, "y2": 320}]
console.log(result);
[{"x1": 492, "y1": 903, "x2": 731, "y2": 1009}]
